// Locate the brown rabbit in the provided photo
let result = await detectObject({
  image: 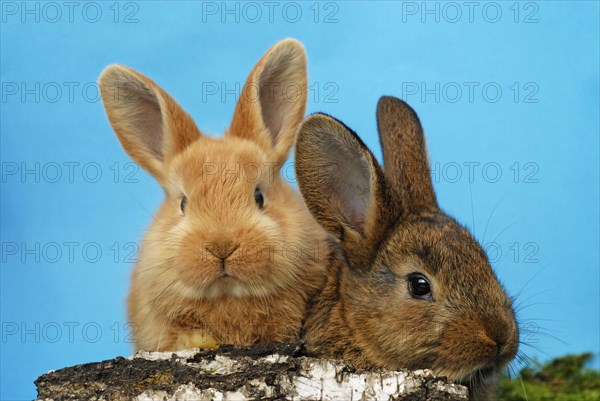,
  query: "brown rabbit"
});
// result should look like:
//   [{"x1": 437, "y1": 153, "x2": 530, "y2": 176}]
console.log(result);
[
  {"x1": 98, "y1": 39, "x2": 328, "y2": 352},
  {"x1": 296, "y1": 96, "x2": 518, "y2": 400}
]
